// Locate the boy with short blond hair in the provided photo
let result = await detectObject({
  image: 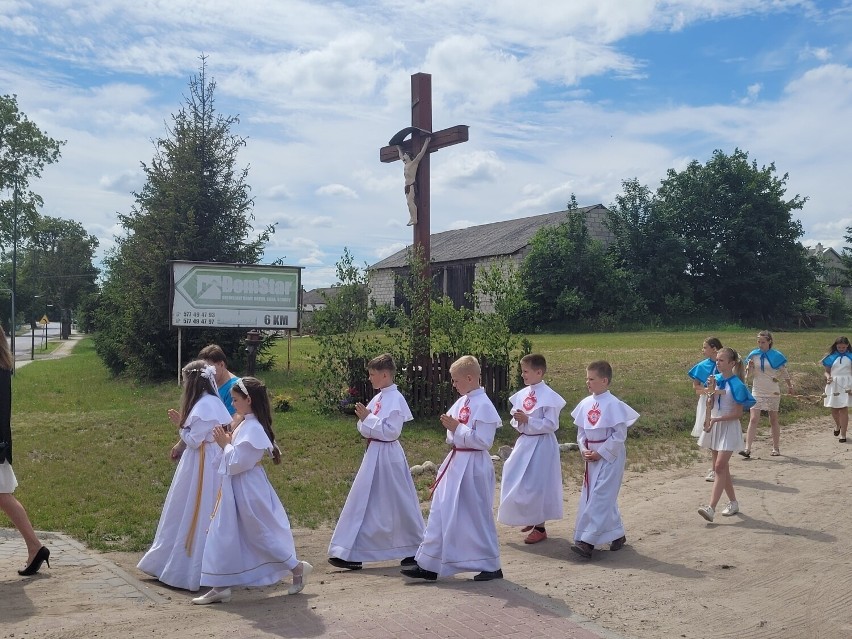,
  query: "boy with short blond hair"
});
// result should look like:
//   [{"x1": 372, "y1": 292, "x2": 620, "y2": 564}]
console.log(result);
[
  {"x1": 328, "y1": 353, "x2": 424, "y2": 570},
  {"x1": 570, "y1": 360, "x2": 639, "y2": 559},
  {"x1": 402, "y1": 355, "x2": 503, "y2": 582},
  {"x1": 498, "y1": 354, "x2": 566, "y2": 544}
]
